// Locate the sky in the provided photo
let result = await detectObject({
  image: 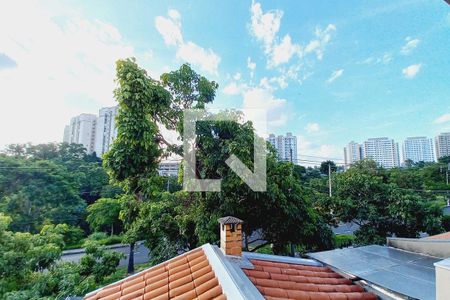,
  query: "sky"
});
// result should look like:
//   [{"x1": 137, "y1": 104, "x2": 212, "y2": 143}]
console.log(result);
[{"x1": 1, "y1": 0, "x2": 449, "y2": 162}]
